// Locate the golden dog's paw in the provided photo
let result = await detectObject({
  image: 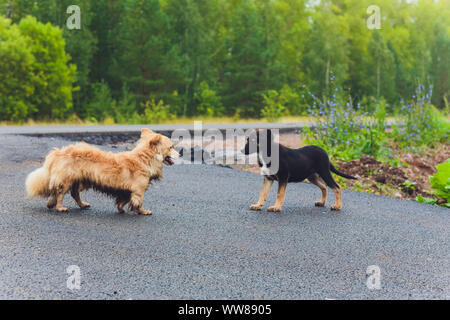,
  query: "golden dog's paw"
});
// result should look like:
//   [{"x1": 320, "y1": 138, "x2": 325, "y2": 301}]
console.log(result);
[
  {"x1": 56, "y1": 207, "x2": 69, "y2": 213},
  {"x1": 249, "y1": 204, "x2": 262, "y2": 211},
  {"x1": 139, "y1": 209, "x2": 153, "y2": 216},
  {"x1": 268, "y1": 206, "x2": 281, "y2": 212},
  {"x1": 80, "y1": 203, "x2": 91, "y2": 209},
  {"x1": 315, "y1": 201, "x2": 325, "y2": 207},
  {"x1": 331, "y1": 205, "x2": 341, "y2": 211},
  {"x1": 47, "y1": 203, "x2": 56, "y2": 209}
]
